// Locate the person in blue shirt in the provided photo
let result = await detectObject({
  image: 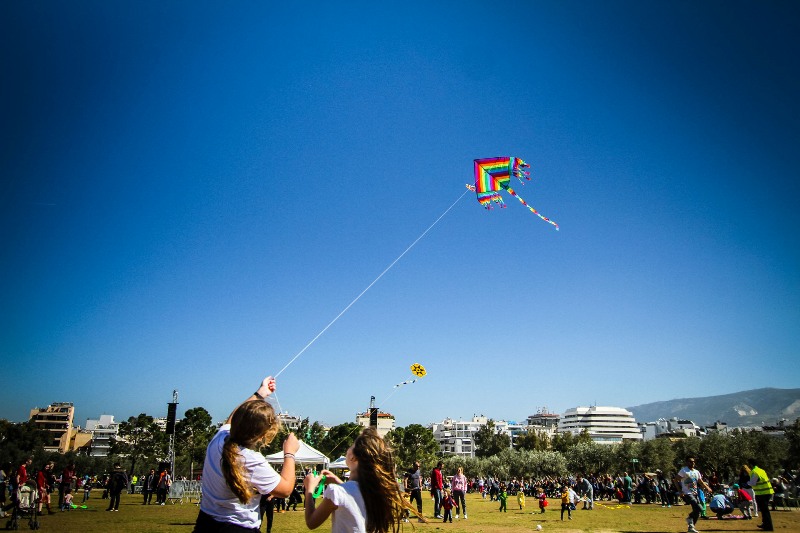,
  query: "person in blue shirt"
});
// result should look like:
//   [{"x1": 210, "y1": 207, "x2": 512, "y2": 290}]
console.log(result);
[{"x1": 708, "y1": 490, "x2": 734, "y2": 520}]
